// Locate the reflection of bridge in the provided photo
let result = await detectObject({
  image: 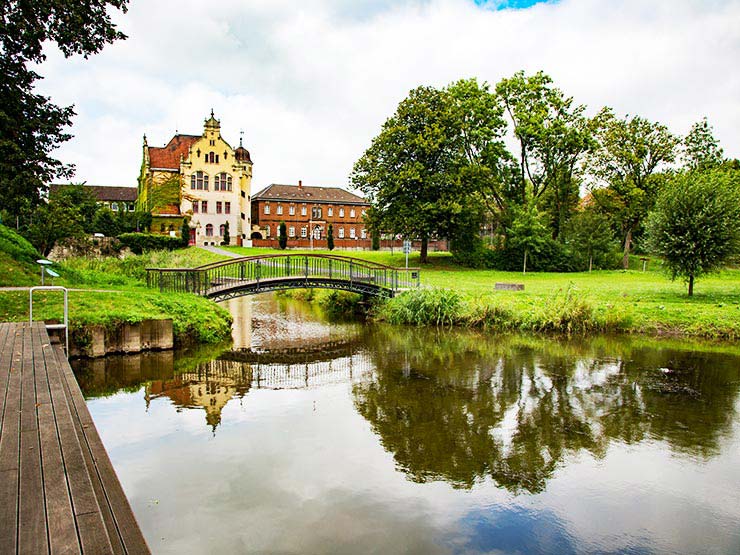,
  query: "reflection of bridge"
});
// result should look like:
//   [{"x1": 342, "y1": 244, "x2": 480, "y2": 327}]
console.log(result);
[{"x1": 146, "y1": 254, "x2": 420, "y2": 300}]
